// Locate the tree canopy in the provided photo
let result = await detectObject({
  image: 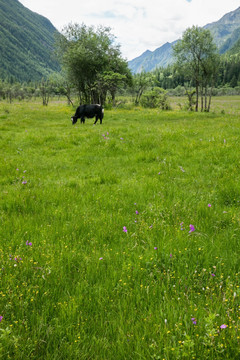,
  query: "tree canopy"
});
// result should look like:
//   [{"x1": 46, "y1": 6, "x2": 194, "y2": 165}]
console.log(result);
[
  {"x1": 55, "y1": 23, "x2": 132, "y2": 104},
  {"x1": 173, "y1": 26, "x2": 220, "y2": 111}
]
